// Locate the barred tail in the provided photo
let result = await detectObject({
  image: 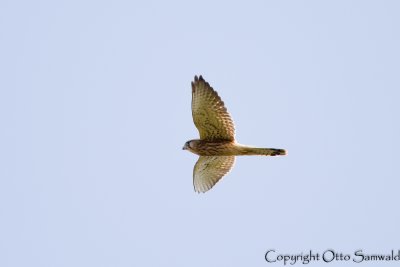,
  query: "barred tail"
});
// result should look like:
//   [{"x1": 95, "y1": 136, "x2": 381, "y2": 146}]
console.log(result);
[
  {"x1": 236, "y1": 146, "x2": 287, "y2": 156},
  {"x1": 252, "y1": 148, "x2": 286, "y2": 156}
]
